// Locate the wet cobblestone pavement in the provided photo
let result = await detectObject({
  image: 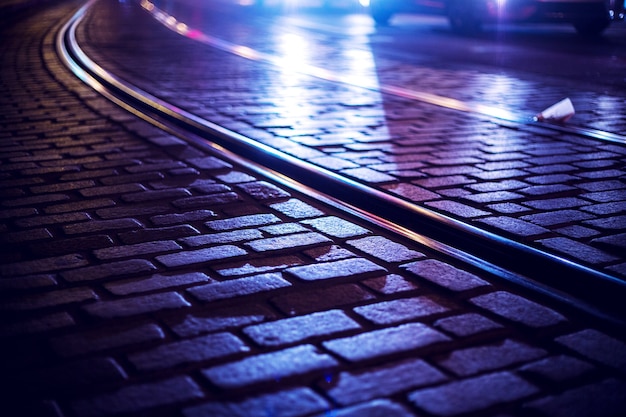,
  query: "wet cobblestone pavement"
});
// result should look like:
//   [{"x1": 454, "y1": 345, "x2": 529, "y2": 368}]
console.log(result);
[
  {"x1": 77, "y1": 0, "x2": 626, "y2": 279},
  {"x1": 1, "y1": 0, "x2": 626, "y2": 416}
]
